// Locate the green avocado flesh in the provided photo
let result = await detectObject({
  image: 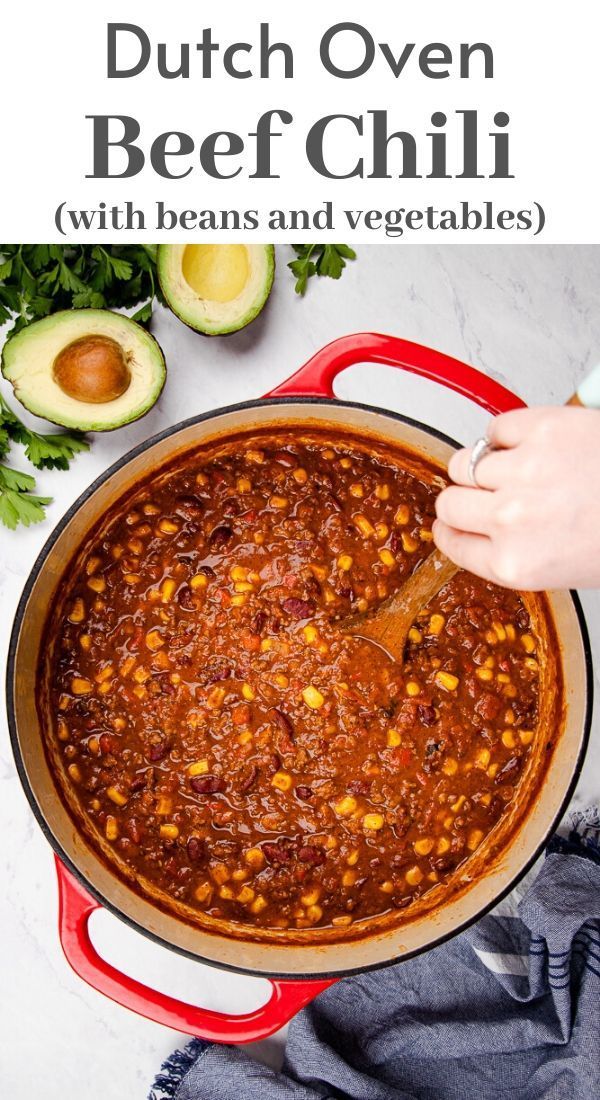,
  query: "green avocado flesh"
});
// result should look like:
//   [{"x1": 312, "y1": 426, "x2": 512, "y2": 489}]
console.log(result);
[
  {"x1": 1, "y1": 309, "x2": 166, "y2": 432},
  {"x1": 157, "y1": 244, "x2": 275, "y2": 335}
]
